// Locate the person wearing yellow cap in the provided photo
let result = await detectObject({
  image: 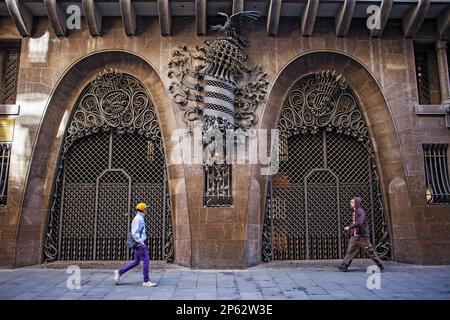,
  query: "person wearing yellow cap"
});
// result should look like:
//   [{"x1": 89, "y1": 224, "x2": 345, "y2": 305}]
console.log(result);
[{"x1": 114, "y1": 202, "x2": 157, "y2": 287}]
